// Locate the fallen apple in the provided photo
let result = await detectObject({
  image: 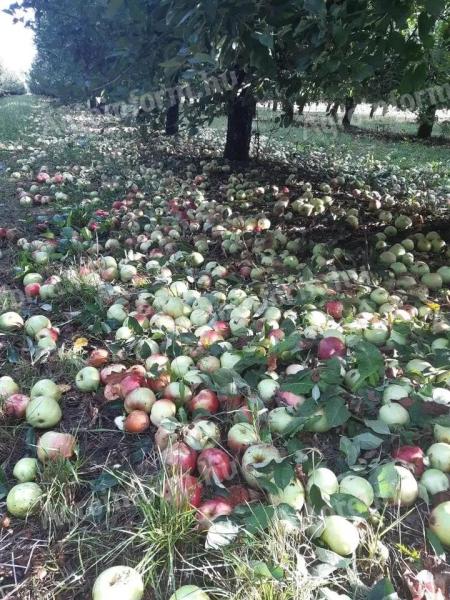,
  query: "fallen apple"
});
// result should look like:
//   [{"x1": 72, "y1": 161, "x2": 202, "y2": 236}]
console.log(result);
[
  {"x1": 92, "y1": 565, "x2": 144, "y2": 600},
  {"x1": 429, "y1": 501, "x2": 450, "y2": 547},
  {"x1": 6, "y1": 482, "x2": 43, "y2": 518},
  {"x1": 13, "y1": 457, "x2": 38, "y2": 482},
  {"x1": 76, "y1": 366, "x2": 100, "y2": 392},
  {"x1": 321, "y1": 515, "x2": 360, "y2": 556},
  {"x1": 26, "y1": 396, "x2": 62, "y2": 428},
  {"x1": 427, "y1": 443, "x2": 450, "y2": 473},
  {"x1": 420, "y1": 469, "x2": 449, "y2": 495},
  {"x1": 169, "y1": 585, "x2": 210, "y2": 600},
  {"x1": 37, "y1": 431, "x2": 77, "y2": 461}
]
